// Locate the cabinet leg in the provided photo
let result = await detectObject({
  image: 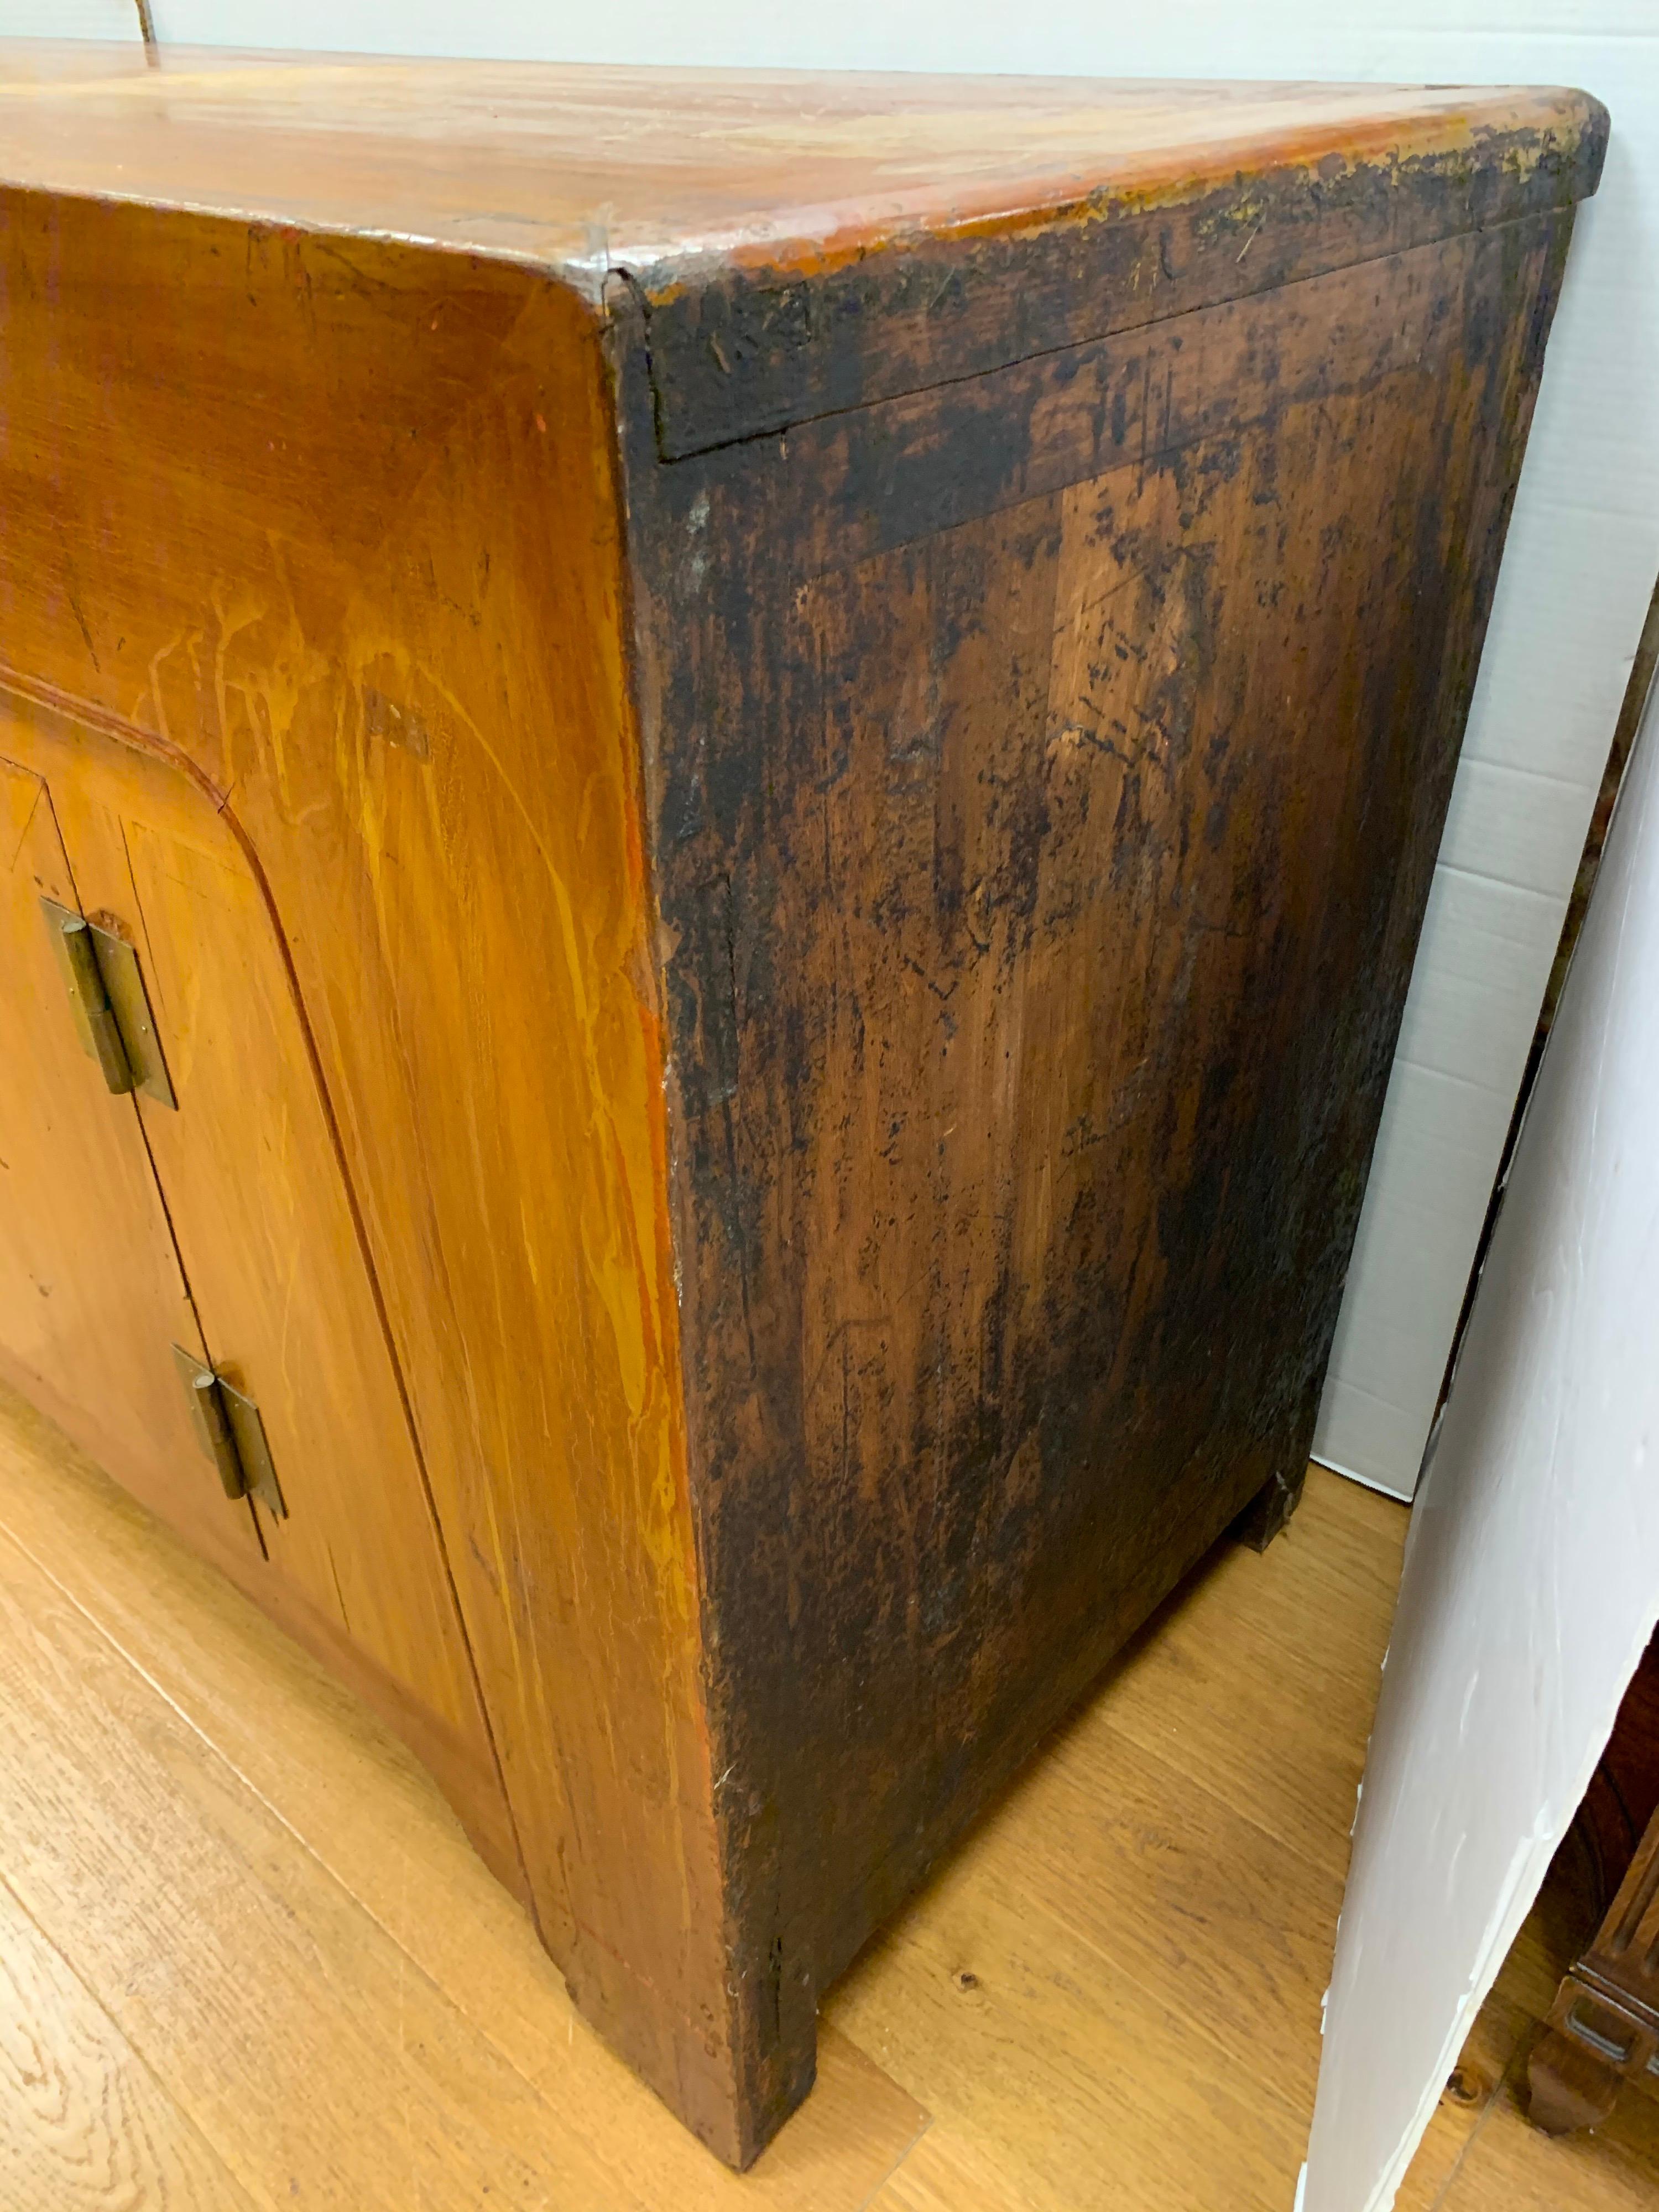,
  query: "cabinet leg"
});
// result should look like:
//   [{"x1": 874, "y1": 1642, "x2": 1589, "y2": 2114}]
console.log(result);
[
  {"x1": 1526, "y1": 2023, "x2": 1623, "y2": 2136},
  {"x1": 560, "y1": 1919, "x2": 817, "y2": 2169},
  {"x1": 1232, "y1": 1463, "x2": 1307, "y2": 1553}
]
